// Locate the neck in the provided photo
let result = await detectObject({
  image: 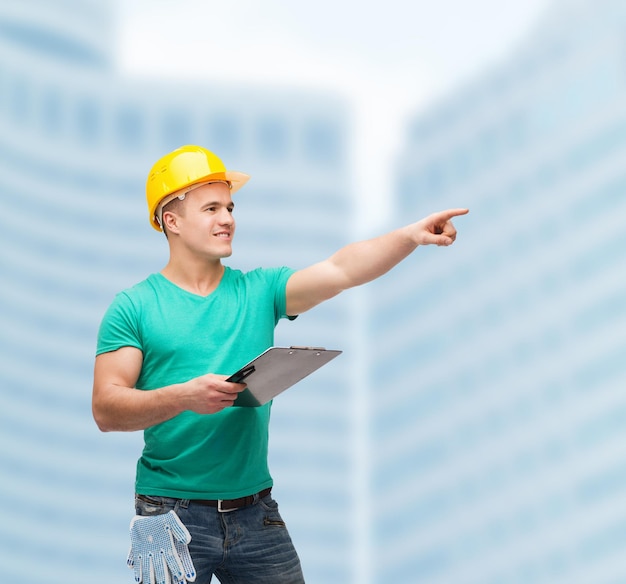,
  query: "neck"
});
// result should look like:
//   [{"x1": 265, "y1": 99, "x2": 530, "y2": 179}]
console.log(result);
[{"x1": 161, "y1": 257, "x2": 225, "y2": 297}]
